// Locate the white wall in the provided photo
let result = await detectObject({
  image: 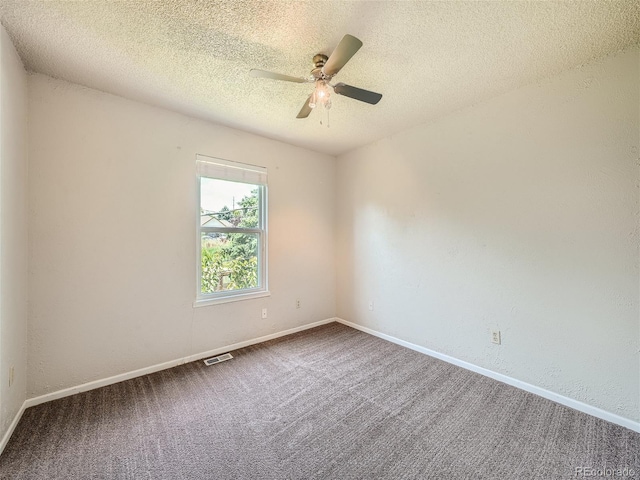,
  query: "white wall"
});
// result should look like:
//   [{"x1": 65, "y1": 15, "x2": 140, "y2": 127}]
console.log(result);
[
  {"x1": 0, "y1": 25, "x2": 28, "y2": 440},
  {"x1": 27, "y1": 74, "x2": 335, "y2": 398},
  {"x1": 336, "y1": 46, "x2": 639, "y2": 422}
]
